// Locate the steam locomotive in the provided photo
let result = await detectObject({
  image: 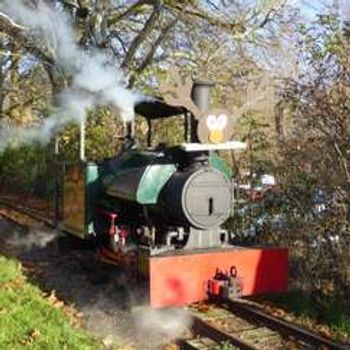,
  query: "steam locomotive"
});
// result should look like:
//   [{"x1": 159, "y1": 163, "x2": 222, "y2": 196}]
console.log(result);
[
  {"x1": 58, "y1": 75, "x2": 288, "y2": 307},
  {"x1": 60, "y1": 80, "x2": 238, "y2": 252}
]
